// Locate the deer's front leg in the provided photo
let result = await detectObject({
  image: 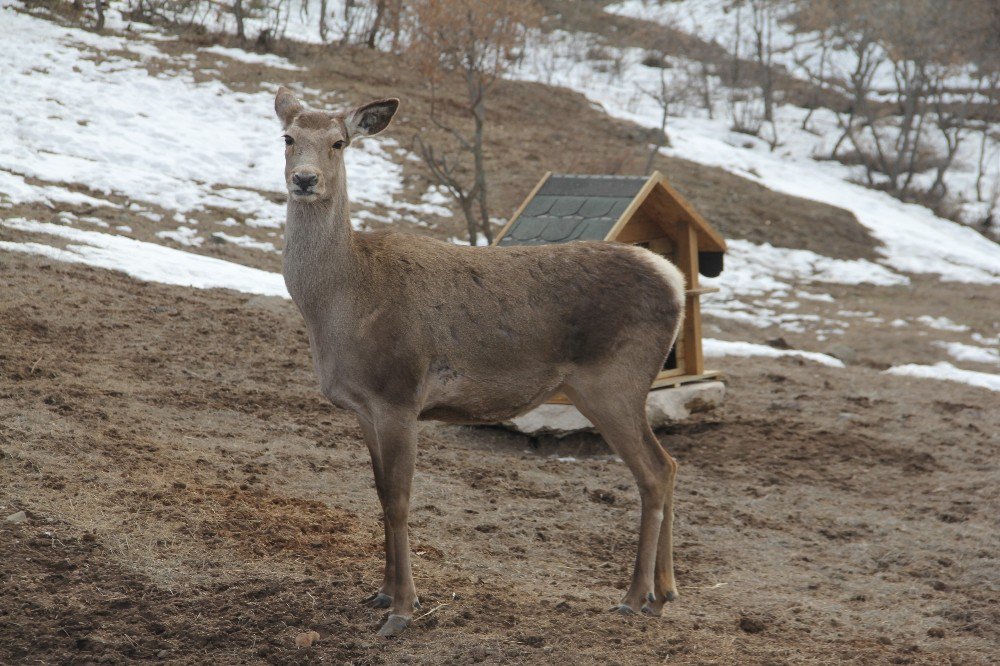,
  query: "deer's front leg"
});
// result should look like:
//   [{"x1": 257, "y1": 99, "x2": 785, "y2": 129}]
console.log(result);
[
  {"x1": 357, "y1": 416, "x2": 395, "y2": 609},
  {"x1": 371, "y1": 413, "x2": 419, "y2": 638}
]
